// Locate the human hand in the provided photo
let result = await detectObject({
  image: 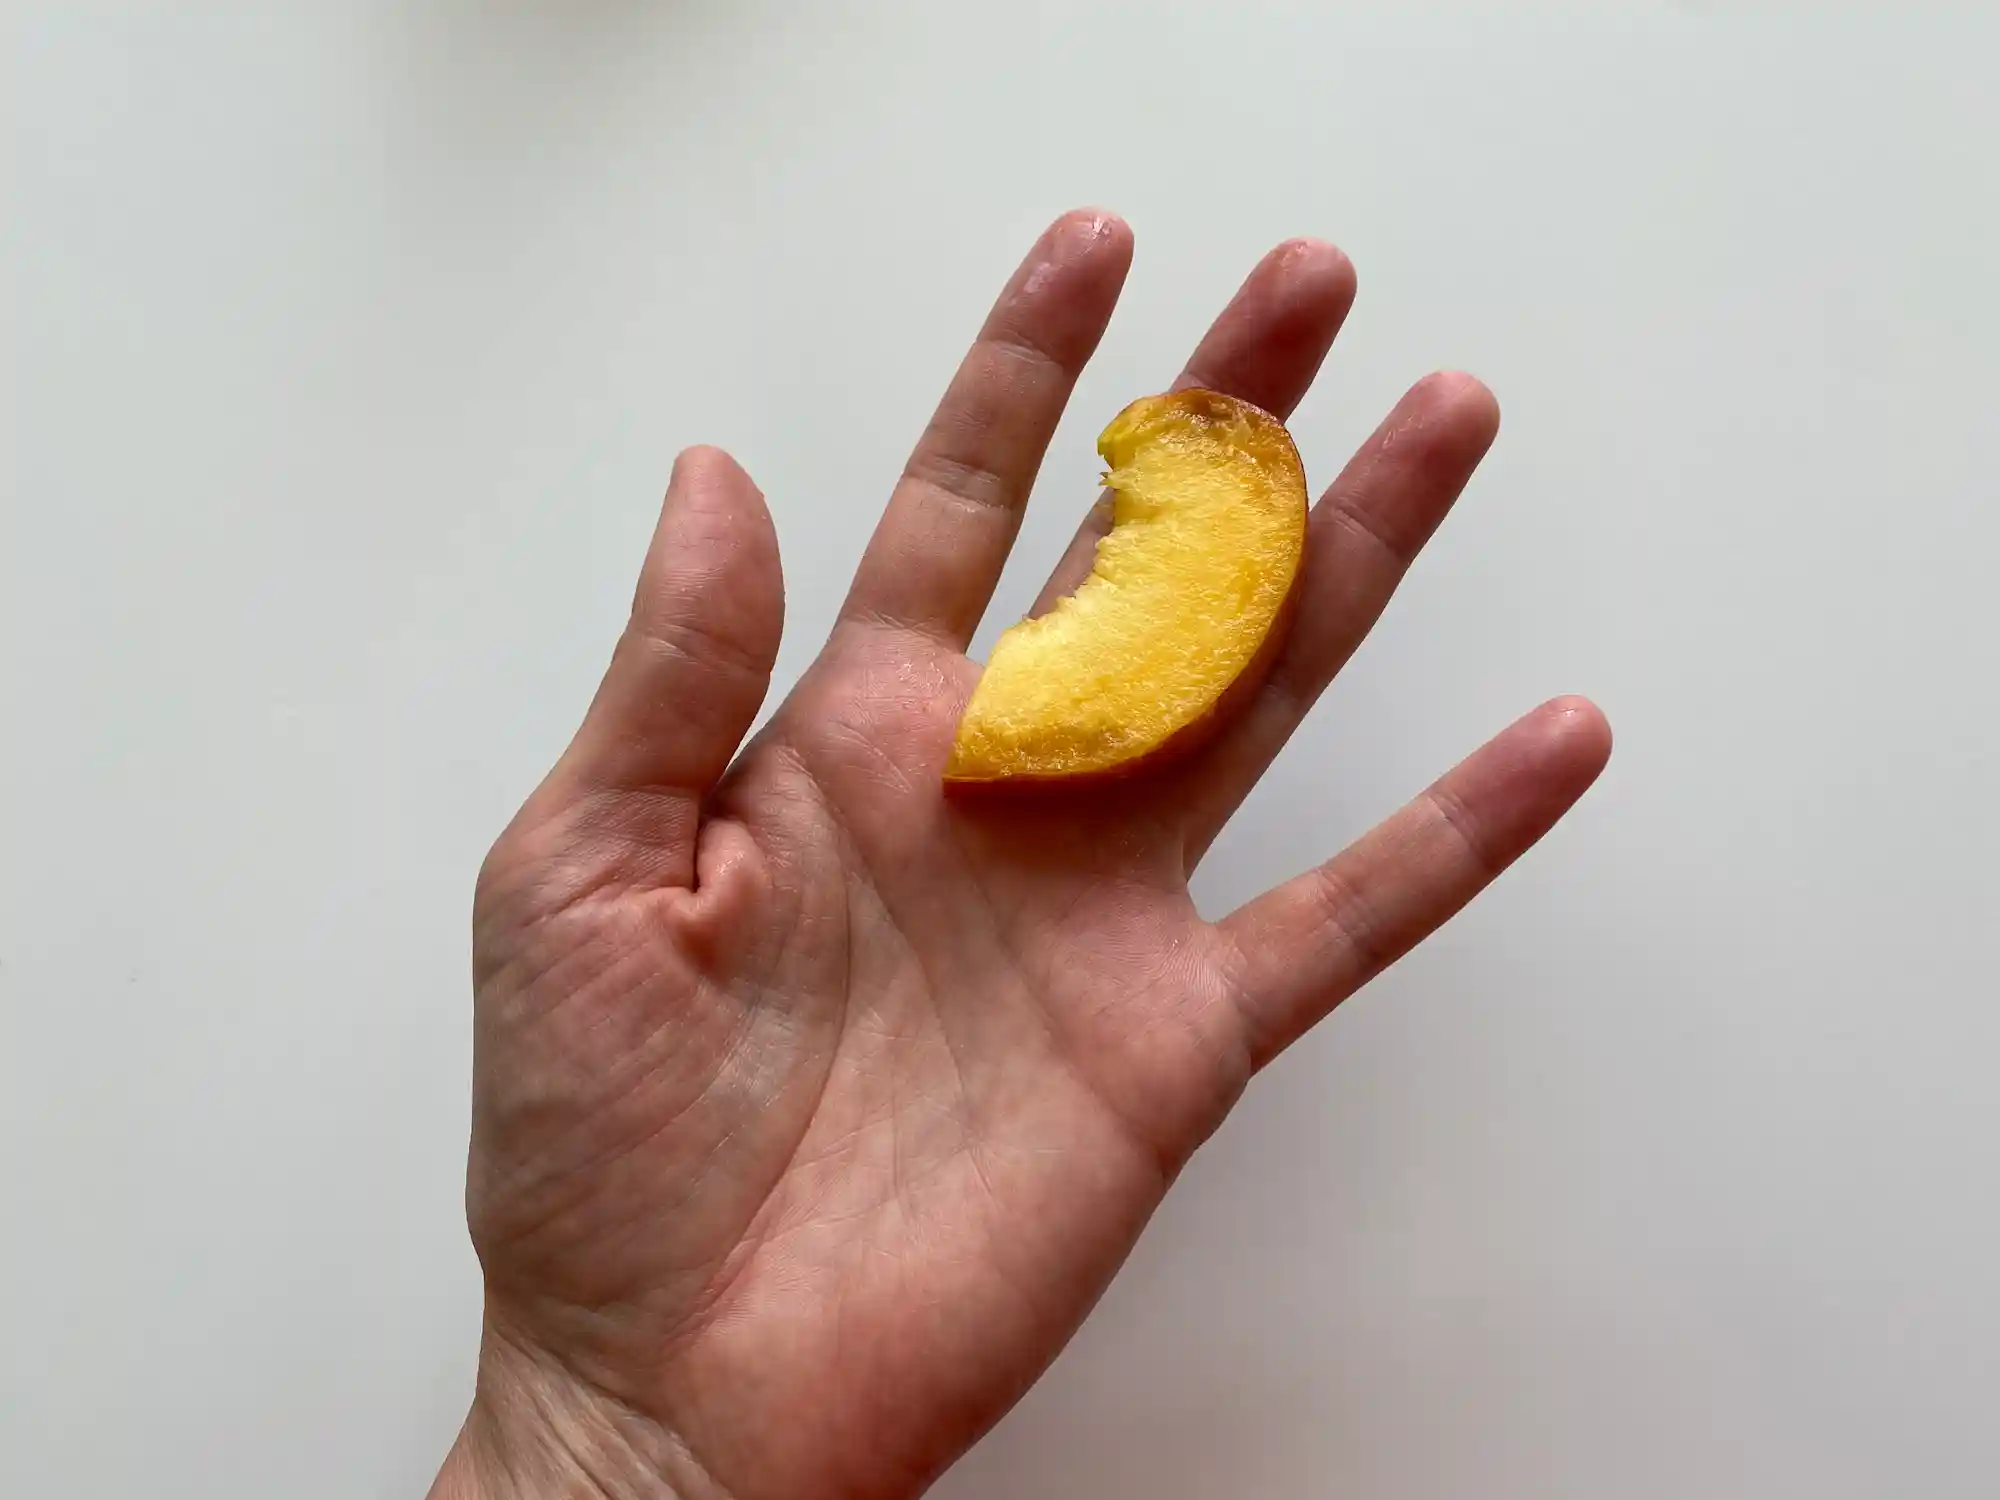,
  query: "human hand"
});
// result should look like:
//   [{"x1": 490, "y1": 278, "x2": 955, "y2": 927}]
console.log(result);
[{"x1": 431, "y1": 210, "x2": 1611, "y2": 1500}]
